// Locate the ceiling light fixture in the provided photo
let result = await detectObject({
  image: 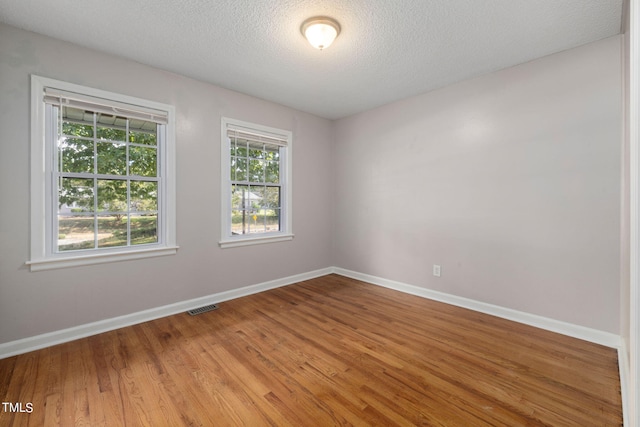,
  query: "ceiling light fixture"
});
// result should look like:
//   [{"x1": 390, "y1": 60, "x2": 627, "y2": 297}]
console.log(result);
[{"x1": 301, "y1": 16, "x2": 341, "y2": 50}]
